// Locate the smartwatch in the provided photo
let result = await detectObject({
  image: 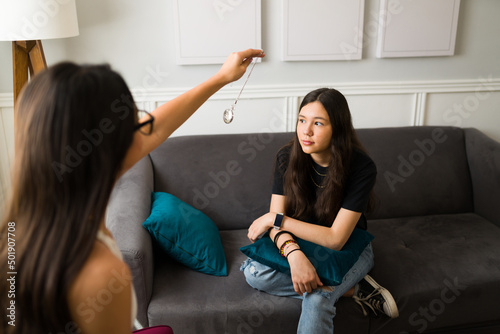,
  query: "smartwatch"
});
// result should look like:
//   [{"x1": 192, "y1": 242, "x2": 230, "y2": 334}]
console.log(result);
[{"x1": 273, "y1": 213, "x2": 284, "y2": 230}]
